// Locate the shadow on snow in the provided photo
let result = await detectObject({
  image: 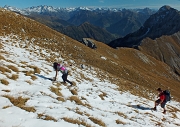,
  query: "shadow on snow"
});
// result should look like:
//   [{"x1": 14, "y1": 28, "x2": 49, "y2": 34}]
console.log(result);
[
  {"x1": 35, "y1": 74, "x2": 53, "y2": 81},
  {"x1": 130, "y1": 105, "x2": 152, "y2": 110}
]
